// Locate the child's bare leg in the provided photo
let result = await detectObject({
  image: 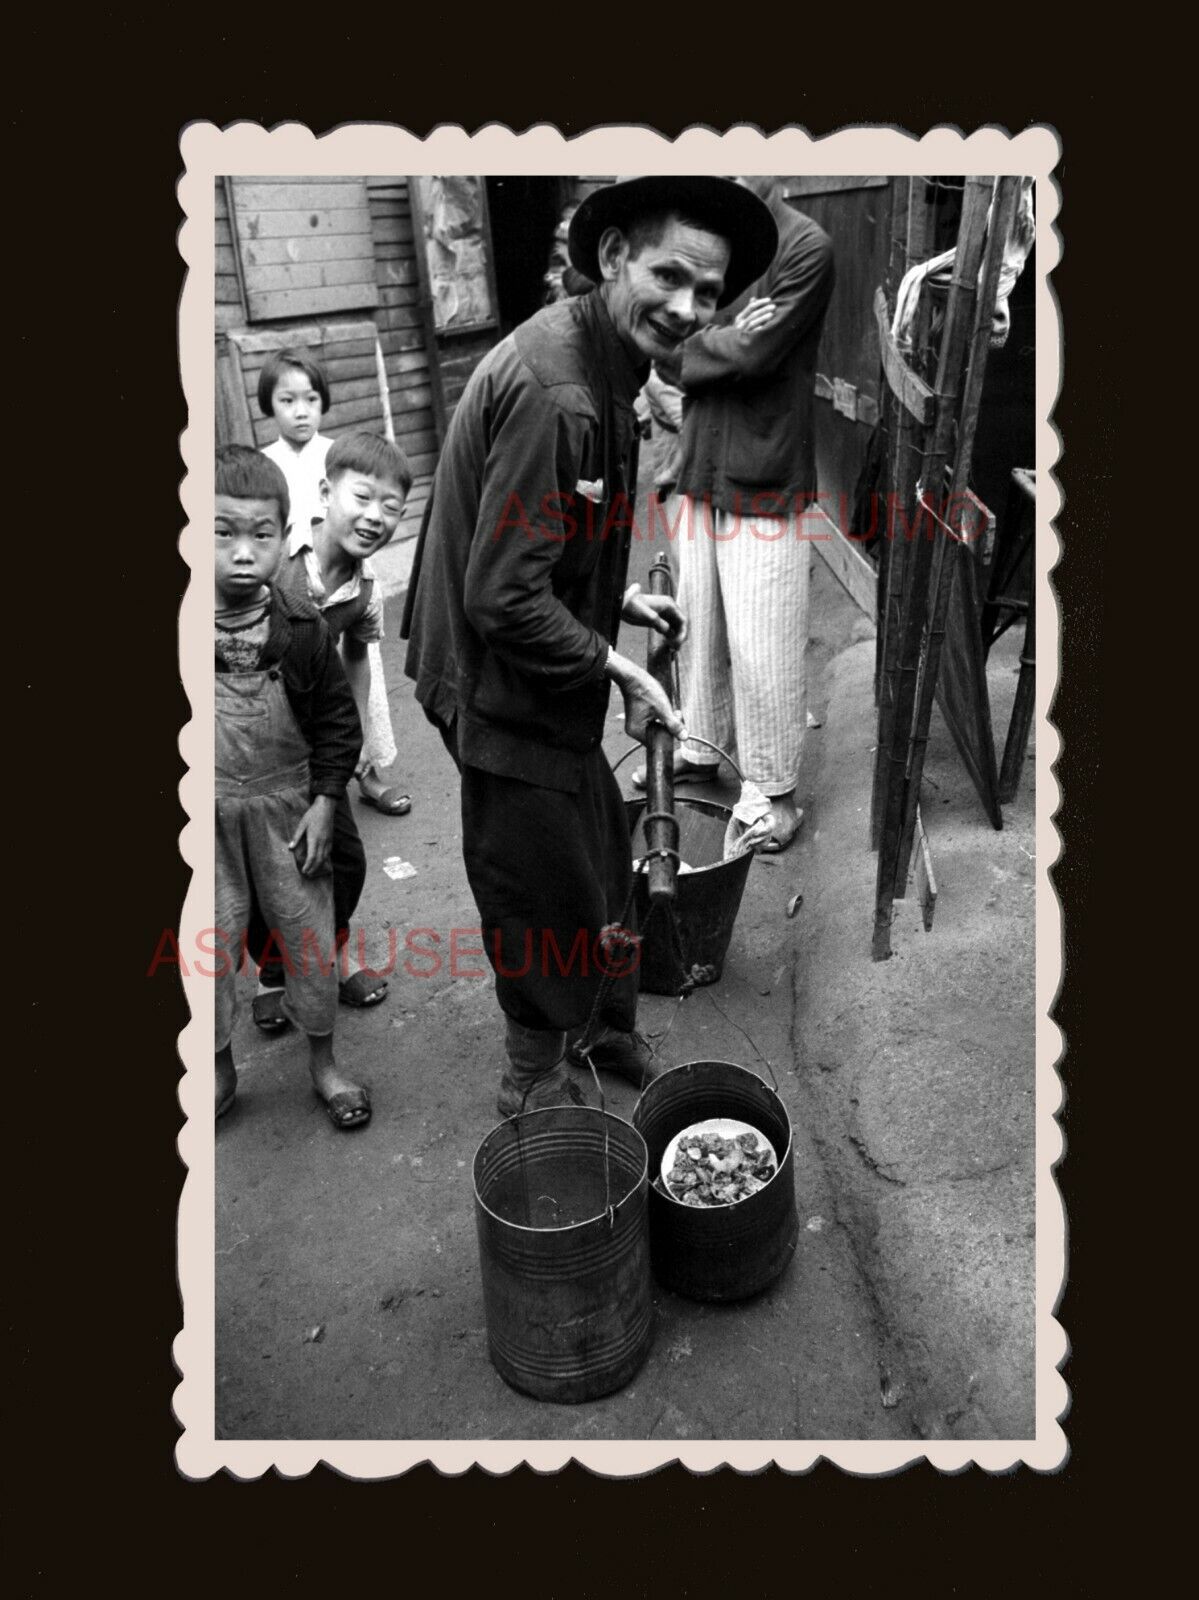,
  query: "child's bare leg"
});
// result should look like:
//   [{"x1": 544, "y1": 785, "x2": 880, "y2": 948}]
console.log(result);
[
  {"x1": 307, "y1": 1031, "x2": 371, "y2": 1129},
  {"x1": 216, "y1": 1045, "x2": 238, "y2": 1119}
]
